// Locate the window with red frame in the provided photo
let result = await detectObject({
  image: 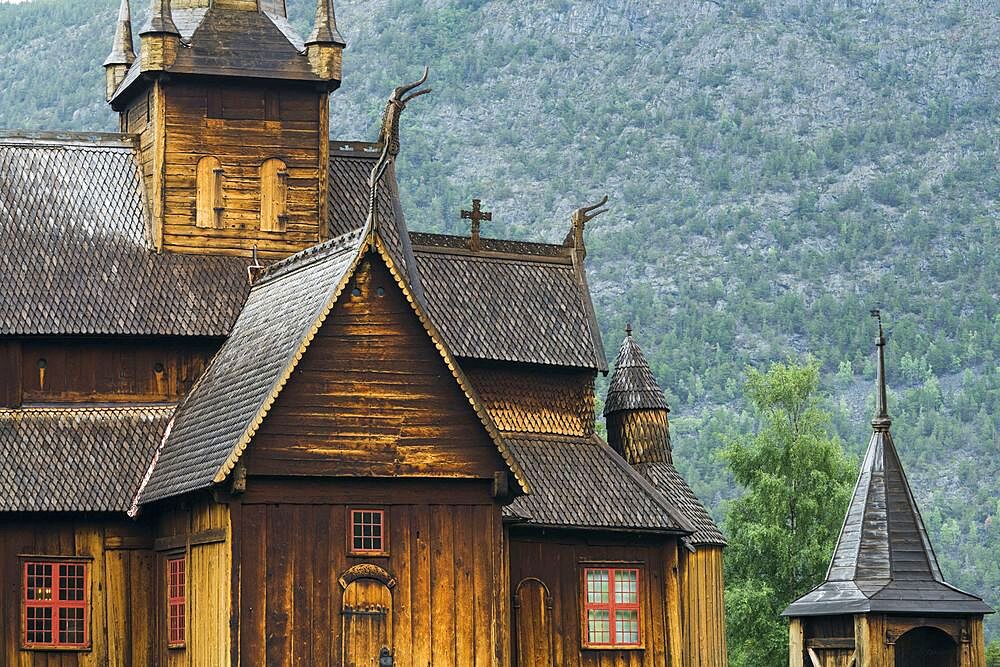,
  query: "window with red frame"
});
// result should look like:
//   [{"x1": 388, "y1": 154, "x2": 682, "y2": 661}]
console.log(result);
[
  {"x1": 23, "y1": 560, "x2": 89, "y2": 649},
  {"x1": 582, "y1": 567, "x2": 642, "y2": 648},
  {"x1": 349, "y1": 508, "x2": 387, "y2": 555},
  {"x1": 167, "y1": 556, "x2": 186, "y2": 647}
]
